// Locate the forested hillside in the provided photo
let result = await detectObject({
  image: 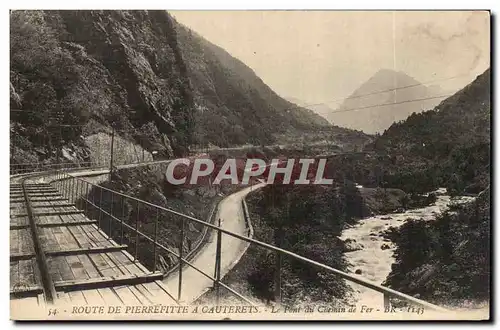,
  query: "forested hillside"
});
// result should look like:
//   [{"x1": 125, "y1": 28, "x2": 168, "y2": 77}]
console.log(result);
[
  {"x1": 10, "y1": 10, "x2": 354, "y2": 167},
  {"x1": 221, "y1": 182, "x2": 367, "y2": 306},
  {"x1": 10, "y1": 10, "x2": 196, "y2": 164},
  {"x1": 384, "y1": 187, "x2": 490, "y2": 306},
  {"x1": 374, "y1": 69, "x2": 491, "y2": 308},
  {"x1": 368, "y1": 68, "x2": 490, "y2": 195},
  {"x1": 173, "y1": 20, "x2": 338, "y2": 147}
]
